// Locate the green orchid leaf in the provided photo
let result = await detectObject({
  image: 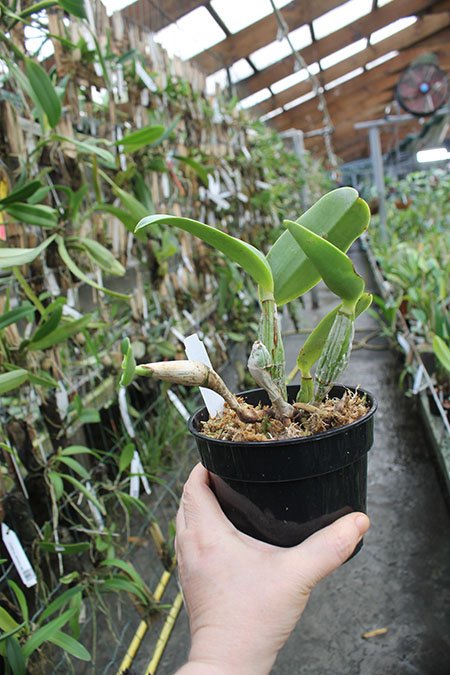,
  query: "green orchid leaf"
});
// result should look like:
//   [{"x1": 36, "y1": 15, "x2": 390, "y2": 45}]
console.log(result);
[
  {"x1": 7, "y1": 580, "x2": 29, "y2": 625},
  {"x1": 0, "y1": 235, "x2": 56, "y2": 270},
  {"x1": 284, "y1": 219, "x2": 365, "y2": 311},
  {"x1": 48, "y1": 631, "x2": 91, "y2": 661},
  {"x1": 40, "y1": 586, "x2": 83, "y2": 621},
  {"x1": 175, "y1": 156, "x2": 209, "y2": 186},
  {"x1": 56, "y1": 236, "x2": 130, "y2": 300},
  {"x1": 57, "y1": 0, "x2": 88, "y2": 19},
  {"x1": 116, "y1": 124, "x2": 165, "y2": 152},
  {"x1": 28, "y1": 371, "x2": 58, "y2": 388},
  {"x1": 5, "y1": 637, "x2": 26, "y2": 675},
  {"x1": 112, "y1": 186, "x2": 151, "y2": 225},
  {"x1": 0, "y1": 304, "x2": 36, "y2": 330},
  {"x1": 5, "y1": 202, "x2": 58, "y2": 228},
  {"x1": 39, "y1": 541, "x2": 91, "y2": 555},
  {"x1": 120, "y1": 338, "x2": 136, "y2": 387},
  {"x1": 60, "y1": 474, "x2": 106, "y2": 515},
  {"x1": 28, "y1": 314, "x2": 92, "y2": 351},
  {"x1": 433, "y1": 334, "x2": 450, "y2": 373},
  {"x1": 0, "y1": 369, "x2": 29, "y2": 394},
  {"x1": 75, "y1": 237, "x2": 125, "y2": 276},
  {"x1": 56, "y1": 456, "x2": 90, "y2": 480},
  {"x1": 48, "y1": 471, "x2": 64, "y2": 500},
  {"x1": 268, "y1": 188, "x2": 370, "y2": 305},
  {"x1": 22, "y1": 609, "x2": 76, "y2": 659},
  {"x1": 30, "y1": 306, "x2": 63, "y2": 343},
  {"x1": 136, "y1": 214, "x2": 274, "y2": 293},
  {"x1": 0, "y1": 180, "x2": 42, "y2": 207},
  {"x1": 25, "y1": 59, "x2": 61, "y2": 128},
  {"x1": 52, "y1": 135, "x2": 116, "y2": 169}
]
